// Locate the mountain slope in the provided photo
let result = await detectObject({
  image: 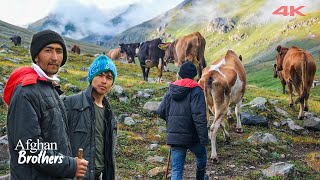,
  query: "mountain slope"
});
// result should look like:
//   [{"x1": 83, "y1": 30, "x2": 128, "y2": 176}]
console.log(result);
[
  {"x1": 0, "y1": 20, "x2": 105, "y2": 54},
  {"x1": 104, "y1": 0, "x2": 320, "y2": 65}
]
